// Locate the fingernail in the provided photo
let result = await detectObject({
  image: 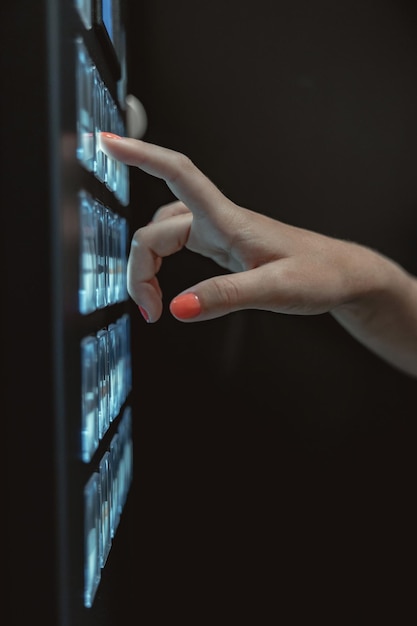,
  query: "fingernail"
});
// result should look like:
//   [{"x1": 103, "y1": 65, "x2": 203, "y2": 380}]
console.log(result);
[
  {"x1": 100, "y1": 132, "x2": 122, "y2": 140},
  {"x1": 138, "y1": 305, "x2": 150, "y2": 322},
  {"x1": 170, "y1": 293, "x2": 202, "y2": 319}
]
